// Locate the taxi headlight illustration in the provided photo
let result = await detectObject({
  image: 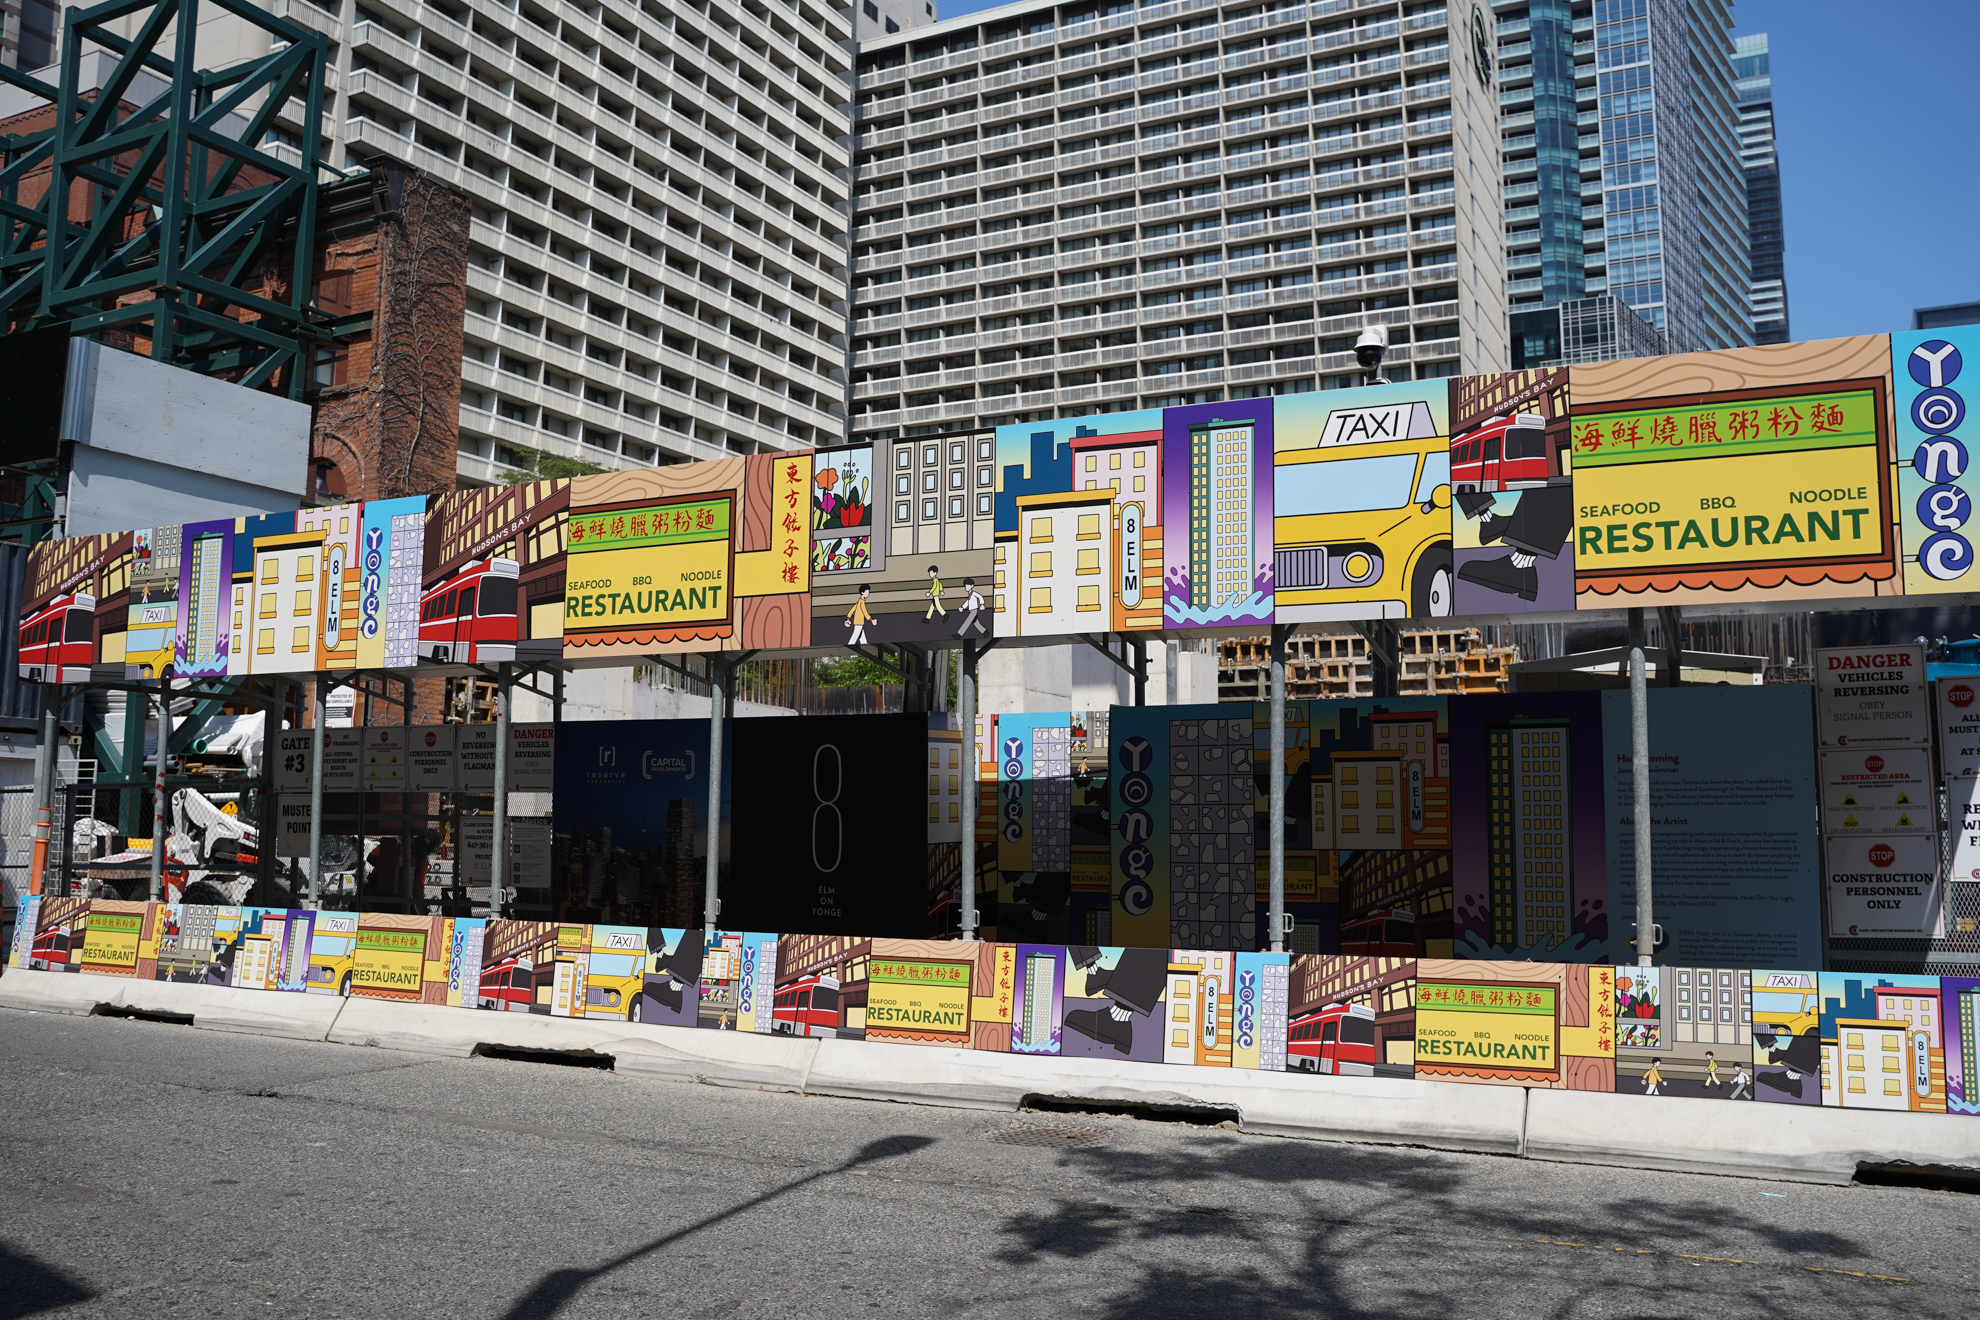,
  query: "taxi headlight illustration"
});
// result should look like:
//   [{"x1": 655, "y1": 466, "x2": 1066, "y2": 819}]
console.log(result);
[{"x1": 1339, "y1": 551, "x2": 1378, "y2": 585}]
